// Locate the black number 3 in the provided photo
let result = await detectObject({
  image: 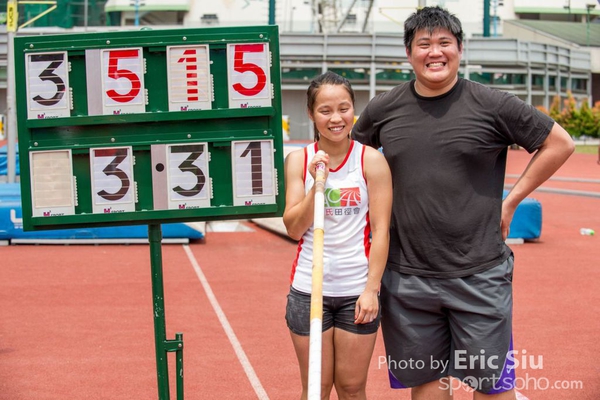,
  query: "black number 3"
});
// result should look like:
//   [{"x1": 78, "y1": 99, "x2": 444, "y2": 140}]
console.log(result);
[
  {"x1": 171, "y1": 145, "x2": 206, "y2": 197},
  {"x1": 31, "y1": 53, "x2": 66, "y2": 107},
  {"x1": 98, "y1": 149, "x2": 130, "y2": 201}
]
